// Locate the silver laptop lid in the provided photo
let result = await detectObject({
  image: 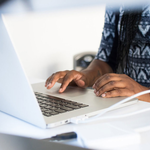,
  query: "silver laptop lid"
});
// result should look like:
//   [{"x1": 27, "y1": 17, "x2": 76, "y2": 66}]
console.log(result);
[{"x1": 0, "y1": 15, "x2": 46, "y2": 128}]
